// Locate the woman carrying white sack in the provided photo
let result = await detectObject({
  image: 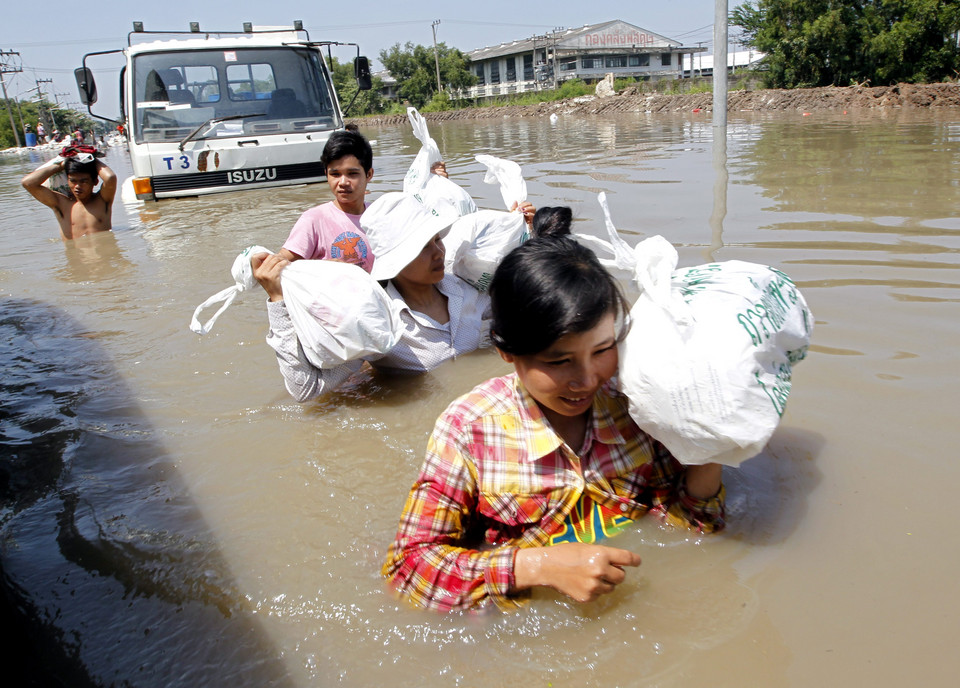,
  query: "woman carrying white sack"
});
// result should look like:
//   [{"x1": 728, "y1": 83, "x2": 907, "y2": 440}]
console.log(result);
[{"x1": 252, "y1": 192, "x2": 496, "y2": 402}]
